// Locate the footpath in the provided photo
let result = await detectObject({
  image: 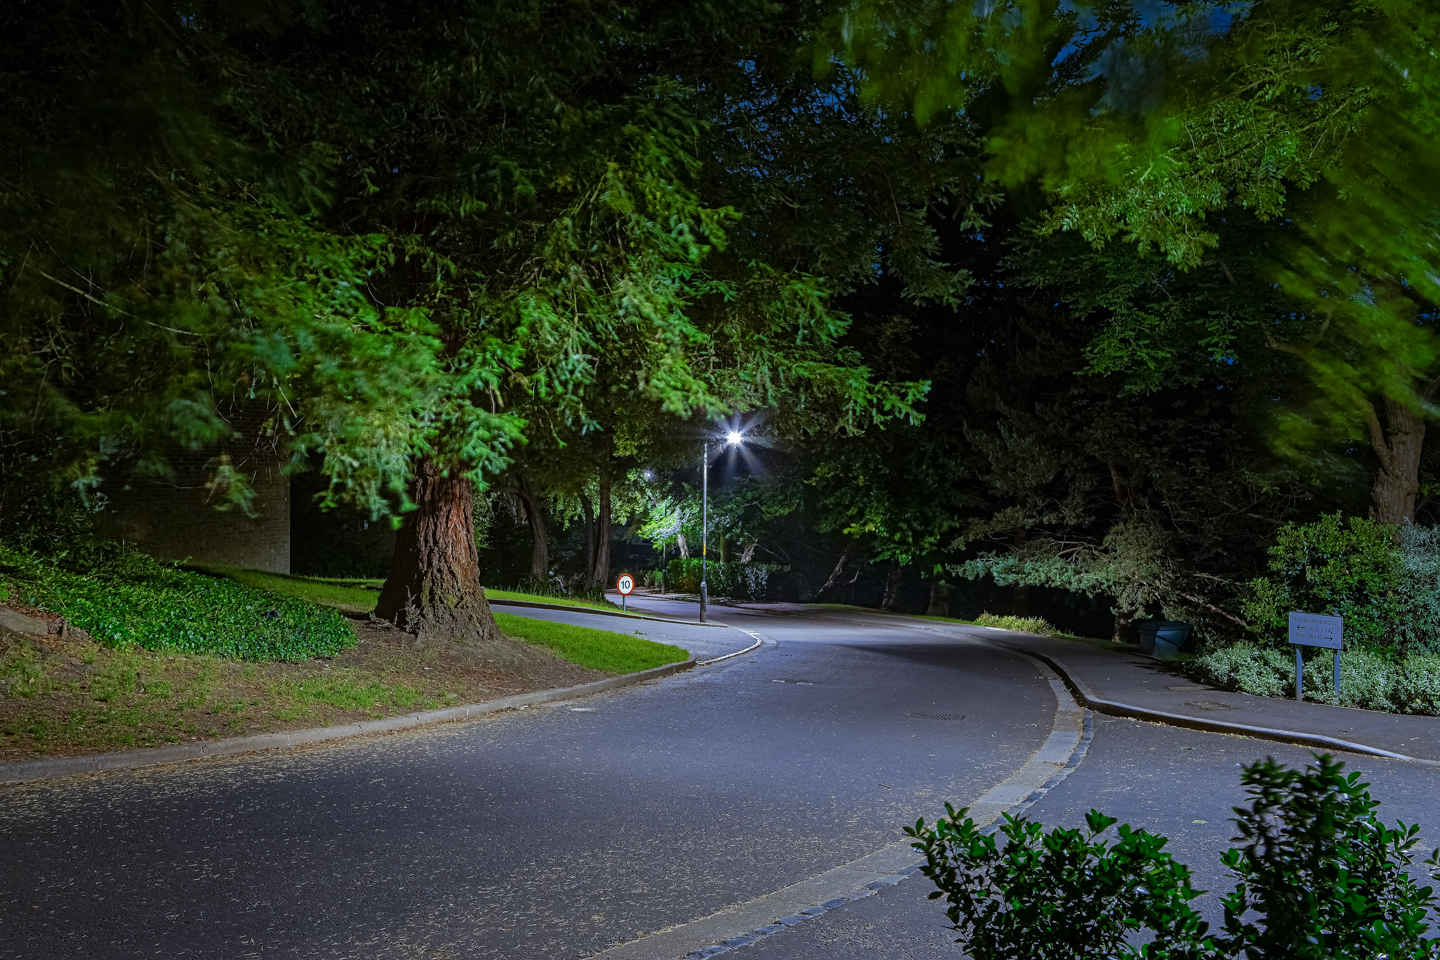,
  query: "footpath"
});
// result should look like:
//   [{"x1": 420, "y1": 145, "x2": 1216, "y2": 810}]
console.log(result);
[
  {"x1": 969, "y1": 629, "x2": 1440, "y2": 765},
  {"x1": 620, "y1": 592, "x2": 1440, "y2": 767}
]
